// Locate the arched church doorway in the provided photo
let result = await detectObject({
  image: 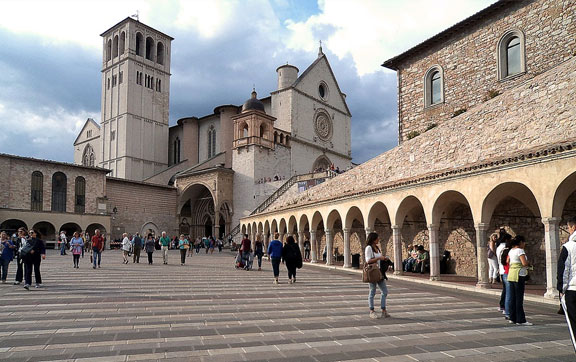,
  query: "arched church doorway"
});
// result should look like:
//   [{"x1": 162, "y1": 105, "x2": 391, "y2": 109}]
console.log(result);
[{"x1": 179, "y1": 183, "x2": 216, "y2": 239}]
